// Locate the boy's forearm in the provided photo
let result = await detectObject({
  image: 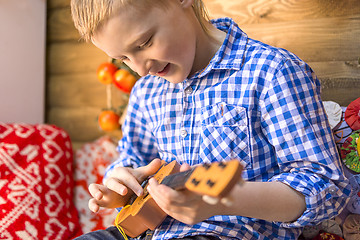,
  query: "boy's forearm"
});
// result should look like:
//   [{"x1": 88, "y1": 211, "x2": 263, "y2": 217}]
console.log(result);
[{"x1": 218, "y1": 181, "x2": 306, "y2": 223}]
